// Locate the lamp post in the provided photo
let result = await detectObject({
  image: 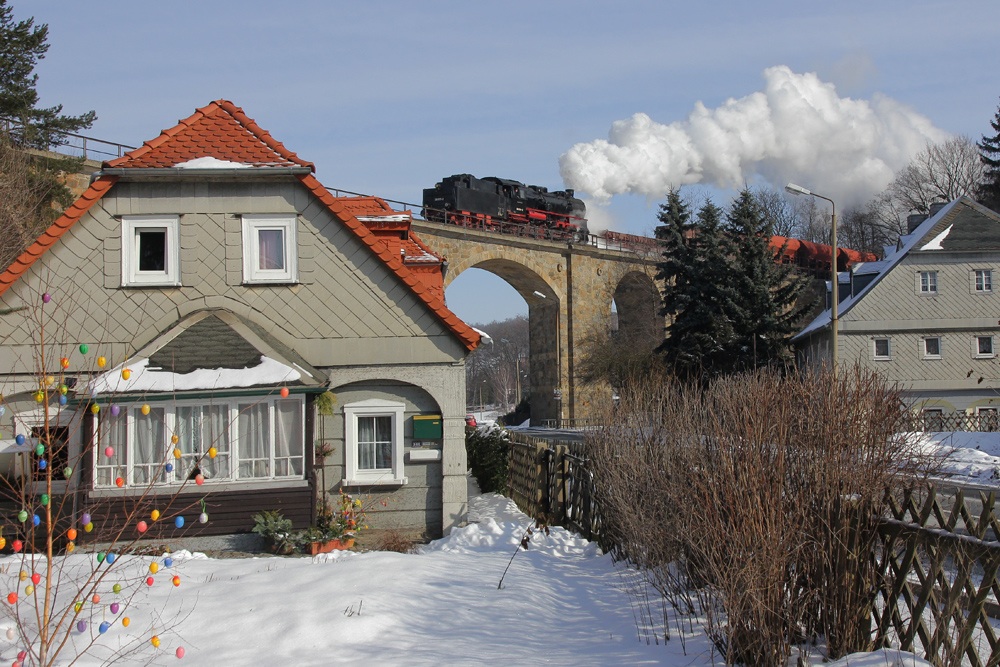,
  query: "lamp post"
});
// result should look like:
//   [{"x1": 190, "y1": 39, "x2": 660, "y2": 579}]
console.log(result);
[{"x1": 785, "y1": 182, "x2": 838, "y2": 376}]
